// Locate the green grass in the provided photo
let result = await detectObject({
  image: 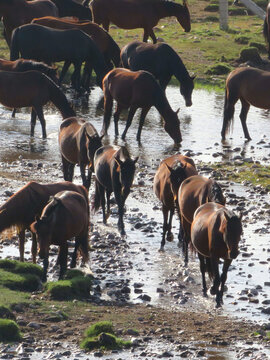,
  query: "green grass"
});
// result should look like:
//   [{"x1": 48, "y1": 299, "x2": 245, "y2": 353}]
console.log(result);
[
  {"x1": 0, "y1": 269, "x2": 41, "y2": 292},
  {"x1": 46, "y1": 275, "x2": 92, "y2": 300},
  {"x1": 0, "y1": 319, "x2": 21, "y2": 342},
  {"x1": 0, "y1": 259, "x2": 43, "y2": 278},
  {"x1": 84, "y1": 321, "x2": 115, "y2": 337}
]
